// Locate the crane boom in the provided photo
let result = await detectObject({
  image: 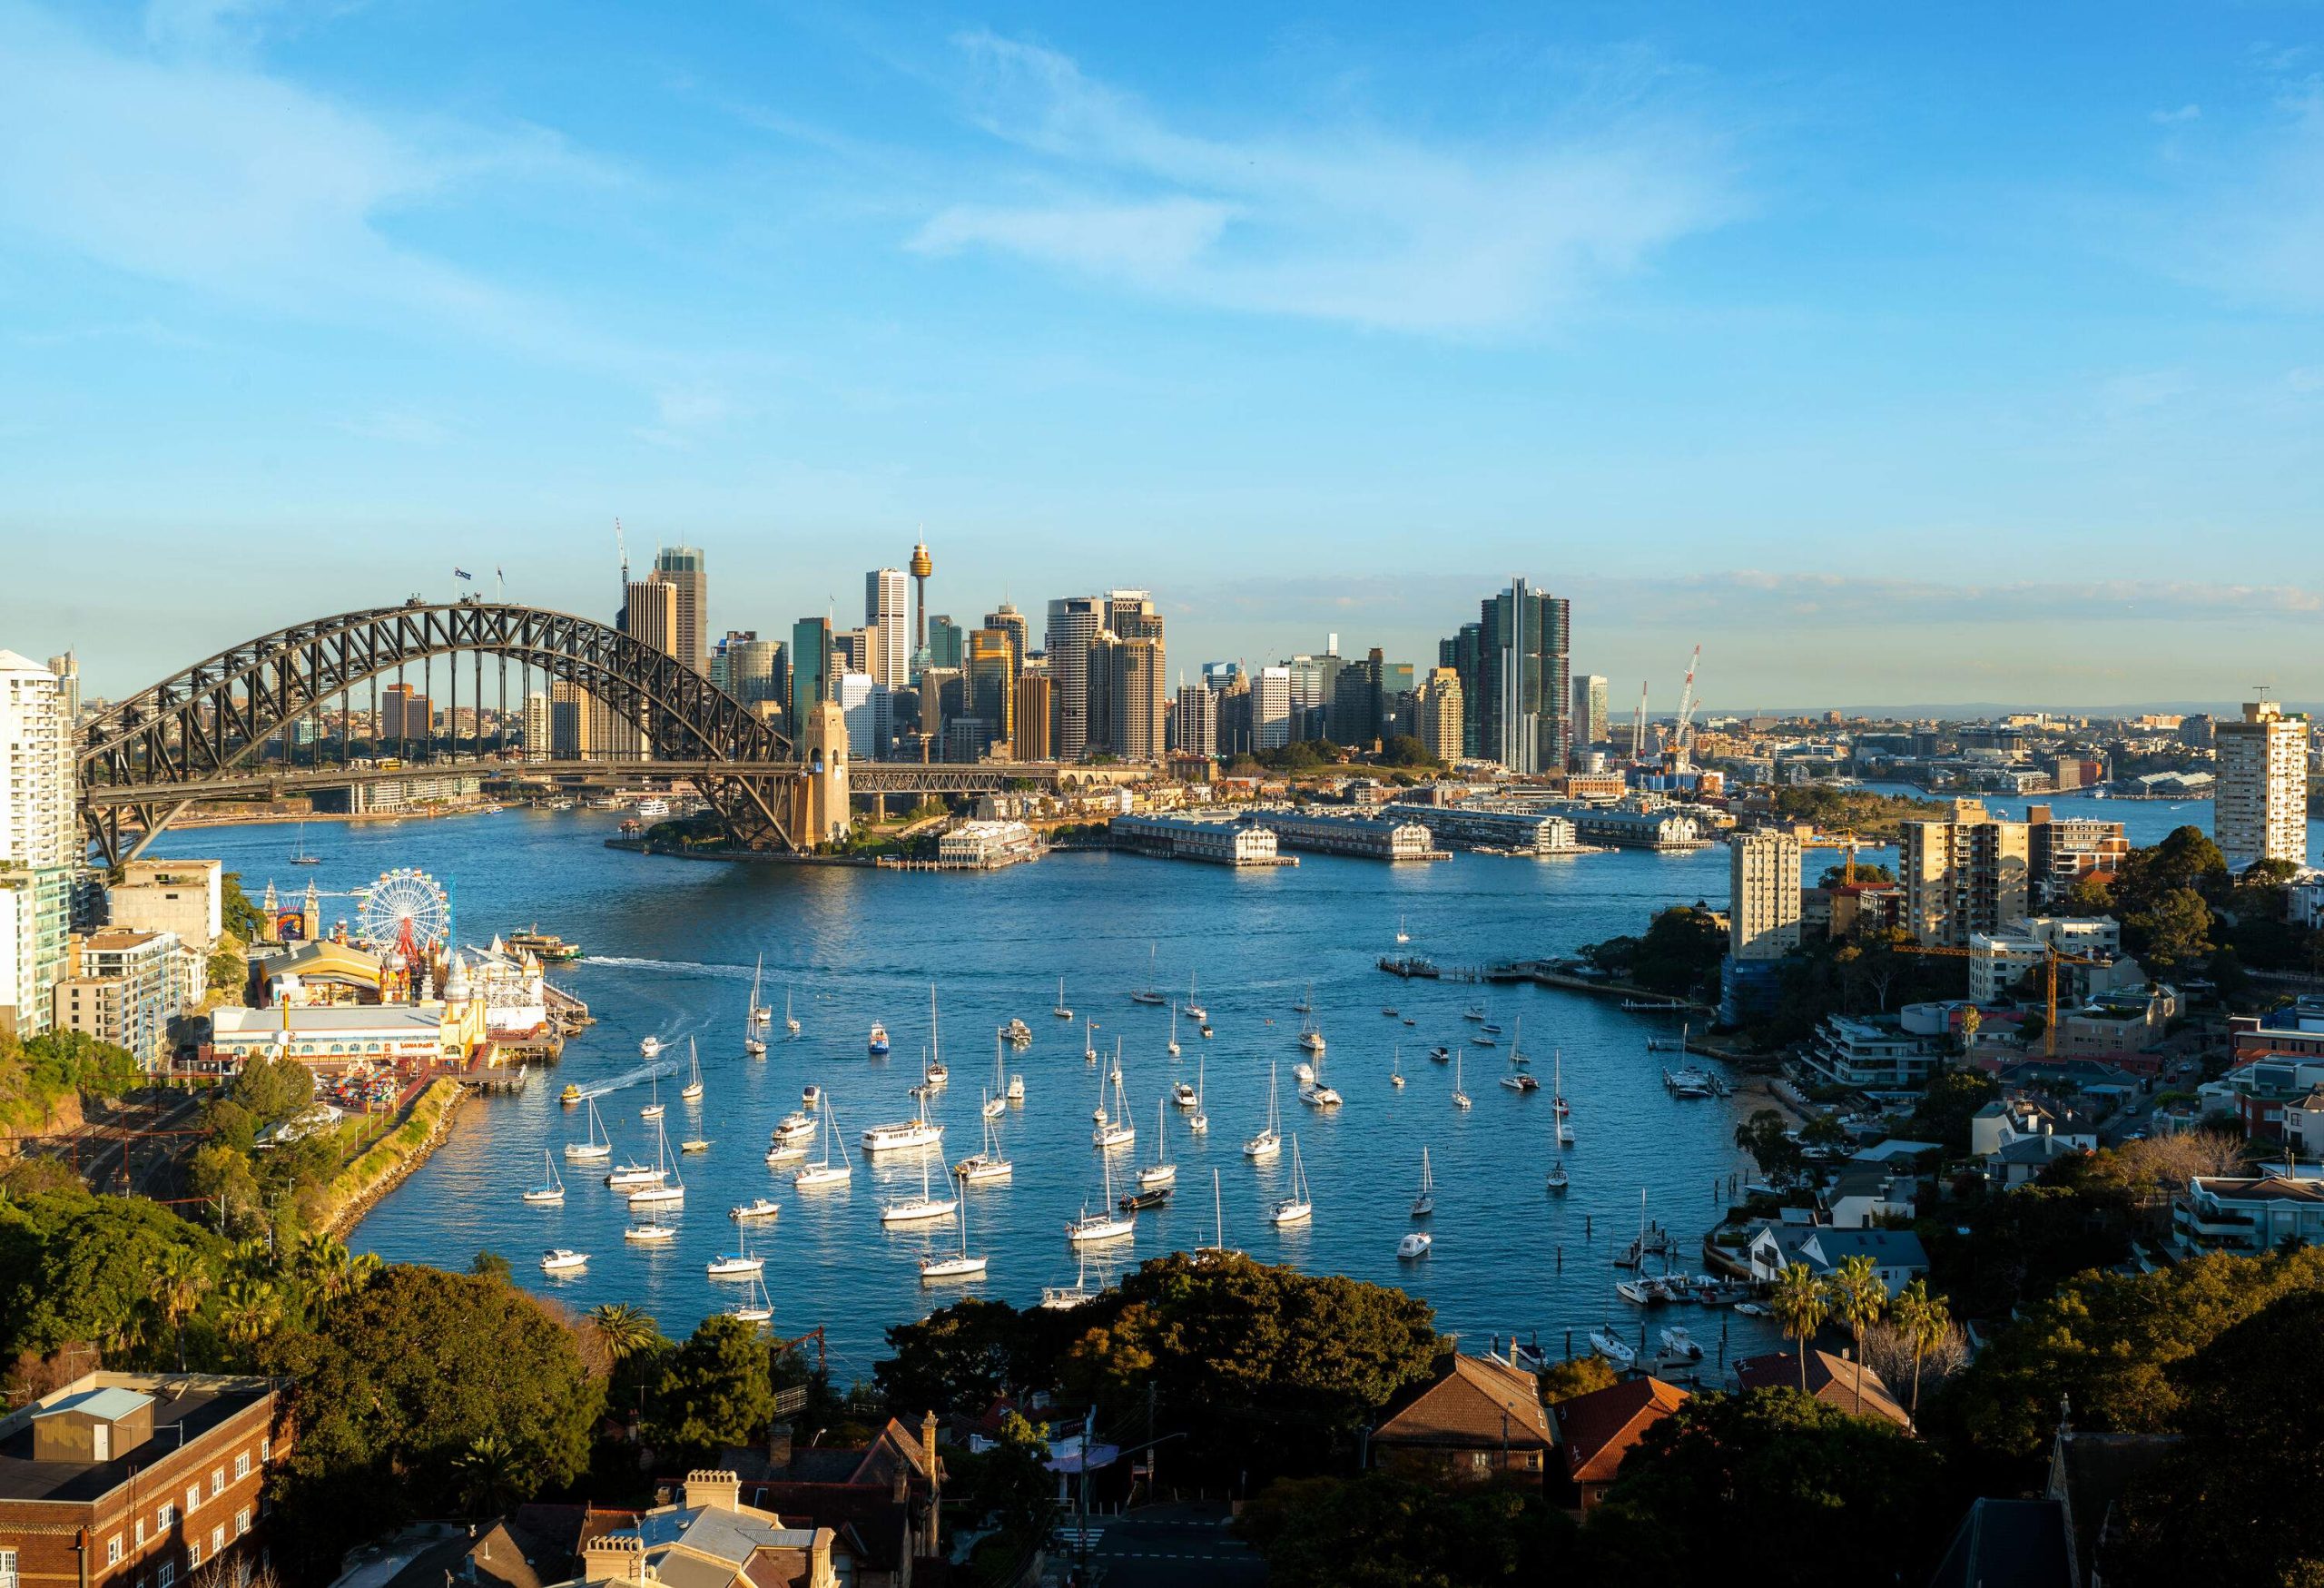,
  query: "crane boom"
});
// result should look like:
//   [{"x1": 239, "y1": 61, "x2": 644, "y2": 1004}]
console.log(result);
[{"x1": 1674, "y1": 644, "x2": 1703, "y2": 754}]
